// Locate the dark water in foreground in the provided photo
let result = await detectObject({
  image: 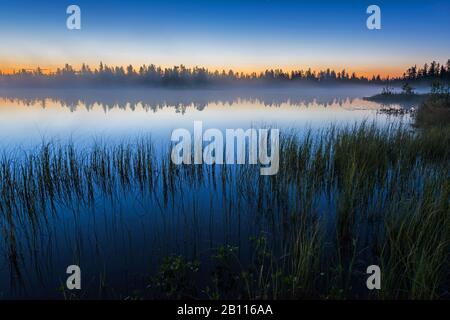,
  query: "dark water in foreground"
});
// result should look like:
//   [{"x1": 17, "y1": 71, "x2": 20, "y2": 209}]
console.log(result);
[{"x1": 0, "y1": 87, "x2": 419, "y2": 299}]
